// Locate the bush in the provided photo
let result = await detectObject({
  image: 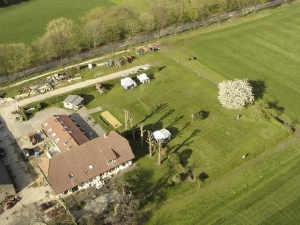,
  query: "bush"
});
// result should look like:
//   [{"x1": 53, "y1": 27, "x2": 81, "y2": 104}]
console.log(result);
[{"x1": 172, "y1": 174, "x2": 182, "y2": 184}]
